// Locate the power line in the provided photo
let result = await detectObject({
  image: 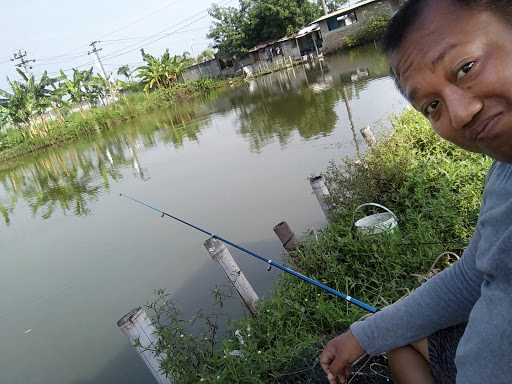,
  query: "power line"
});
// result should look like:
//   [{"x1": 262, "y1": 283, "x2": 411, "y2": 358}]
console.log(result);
[
  {"x1": 100, "y1": 26, "x2": 210, "y2": 44},
  {"x1": 46, "y1": 61, "x2": 95, "y2": 76},
  {"x1": 96, "y1": 0, "x2": 181, "y2": 40},
  {"x1": 6, "y1": 0, "x2": 234, "y2": 78},
  {"x1": 32, "y1": 52, "x2": 91, "y2": 67},
  {"x1": 100, "y1": 0, "x2": 232, "y2": 62}
]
